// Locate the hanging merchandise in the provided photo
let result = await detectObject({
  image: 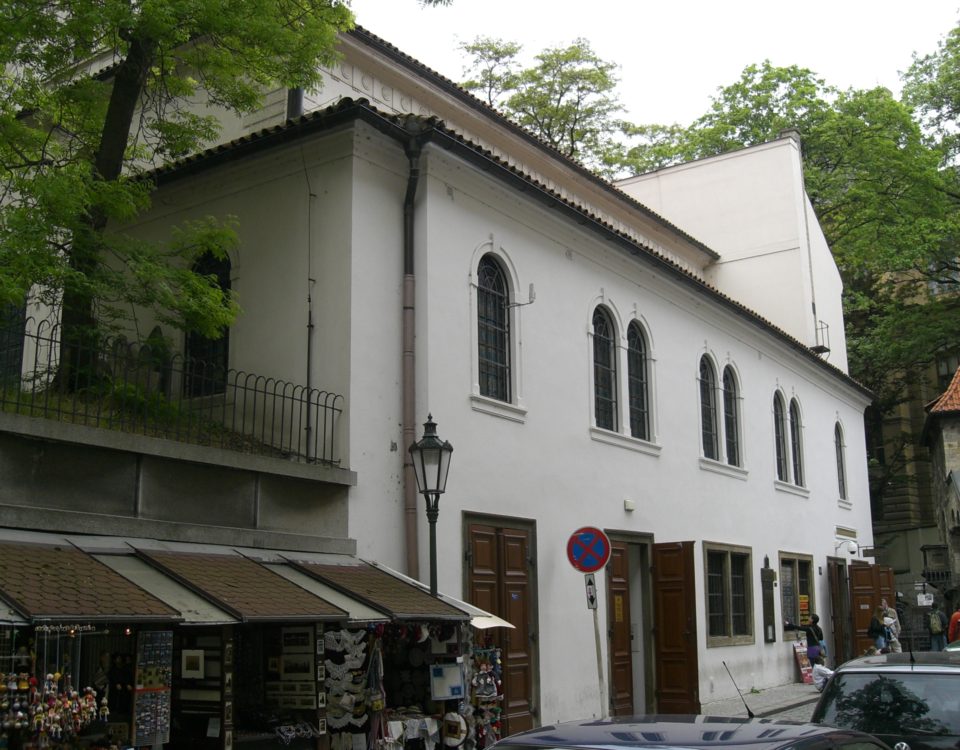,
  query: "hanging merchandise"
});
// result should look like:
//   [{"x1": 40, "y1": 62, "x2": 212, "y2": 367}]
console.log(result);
[
  {"x1": 324, "y1": 627, "x2": 370, "y2": 745},
  {"x1": 469, "y1": 648, "x2": 502, "y2": 749}
]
